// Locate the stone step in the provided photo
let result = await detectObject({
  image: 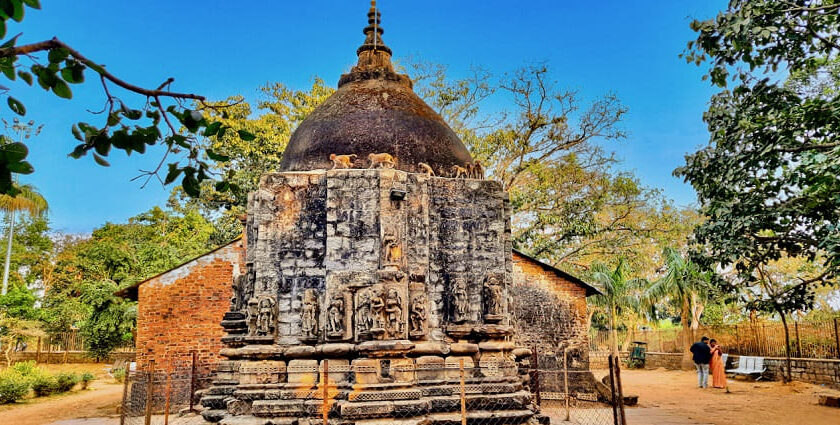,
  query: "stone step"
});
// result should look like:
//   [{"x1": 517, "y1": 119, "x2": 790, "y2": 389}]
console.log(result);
[
  {"x1": 201, "y1": 408, "x2": 229, "y2": 423},
  {"x1": 429, "y1": 409, "x2": 535, "y2": 425},
  {"x1": 206, "y1": 385, "x2": 238, "y2": 396},
  {"x1": 201, "y1": 395, "x2": 229, "y2": 410}
]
